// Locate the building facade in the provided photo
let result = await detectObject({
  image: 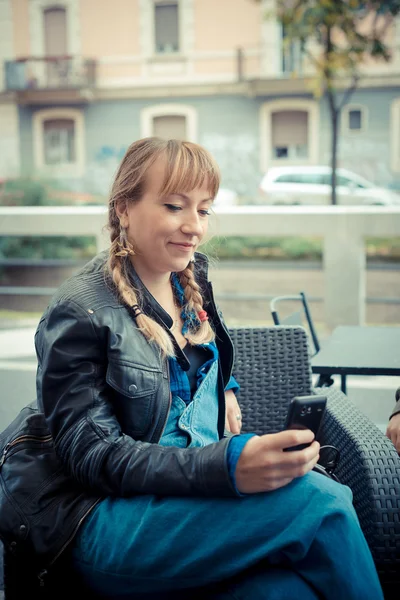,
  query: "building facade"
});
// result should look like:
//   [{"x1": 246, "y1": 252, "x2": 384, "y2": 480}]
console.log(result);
[{"x1": 1, "y1": 0, "x2": 400, "y2": 200}]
